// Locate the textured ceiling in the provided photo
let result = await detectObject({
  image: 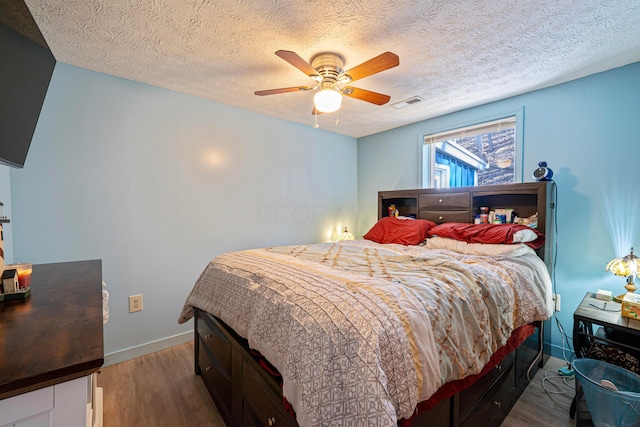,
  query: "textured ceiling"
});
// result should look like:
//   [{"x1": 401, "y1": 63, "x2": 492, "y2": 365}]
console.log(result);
[{"x1": 22, "y1": 0, "x2": 640, "y2": 138}]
